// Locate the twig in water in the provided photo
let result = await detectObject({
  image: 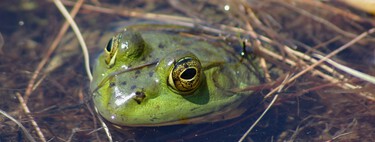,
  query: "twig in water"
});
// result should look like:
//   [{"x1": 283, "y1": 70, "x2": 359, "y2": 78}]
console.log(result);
[
  {"x1": 0, "y1": 109, "x2": 36, "y2": 142},
  {"x1": 0, "y1": 32, "x2": 4, "y2": 54},
  {"x1": 238, "y1": 74, "x2": 290, "y2": 142},
  {"x1": 53, "y1": 0, "x2": 111, "y2": 141},
  {"x1": 314, "y1": 54, "x2": 375, "y2": 85},
  {"x1": 269, "y1": 28, "x2": 375, "y2": 99},
  {"x1": 24, "y1": 0, "x2": 84, "y2": 103},
  {"x1": 16, "y1": 93, "x2": 45, "y2": 142},
  {"x1": 53, "y1": 0, "x2": 92, "y2": 81}
]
